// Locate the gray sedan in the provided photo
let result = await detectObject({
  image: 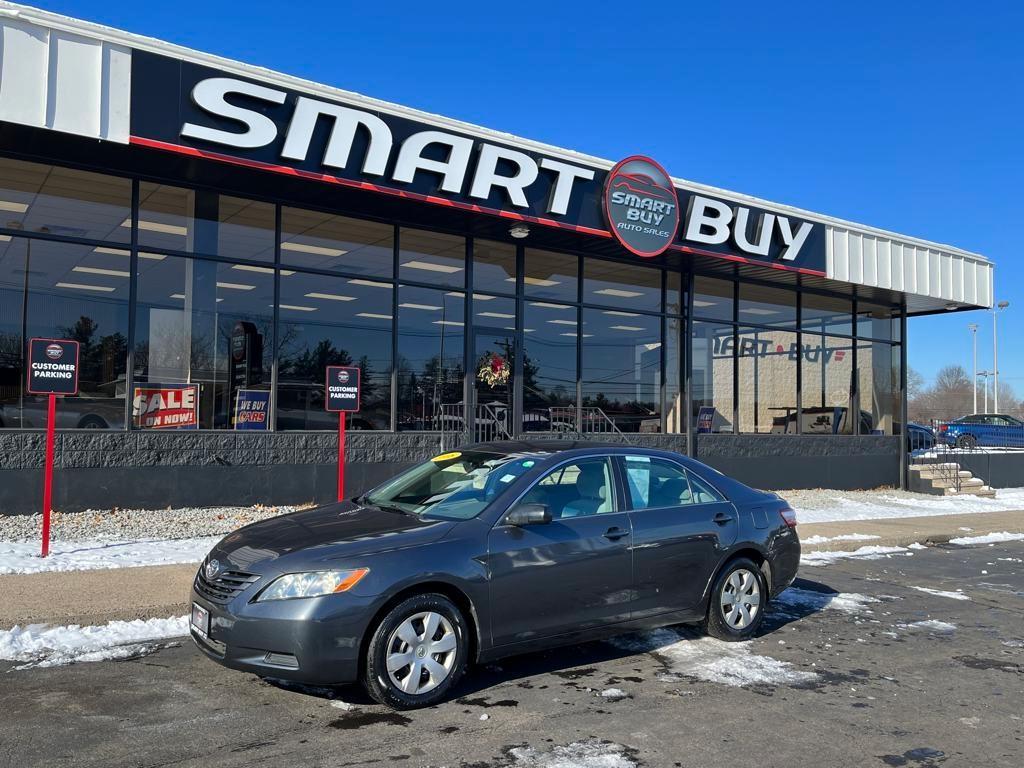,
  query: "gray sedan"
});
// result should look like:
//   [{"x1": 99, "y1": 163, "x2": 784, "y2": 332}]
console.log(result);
[{"x1": 190, "y1": 440, "x2": 800, "y2": 709}]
